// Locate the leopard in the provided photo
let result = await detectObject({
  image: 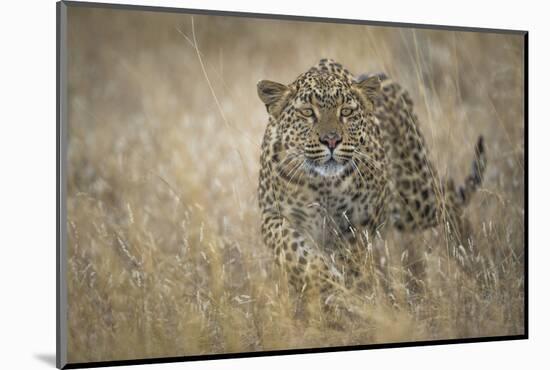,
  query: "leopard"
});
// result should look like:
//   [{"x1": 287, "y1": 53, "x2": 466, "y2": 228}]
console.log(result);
[{"x1": 256, "y1": 59, "x2": 486, "y2": 316}]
